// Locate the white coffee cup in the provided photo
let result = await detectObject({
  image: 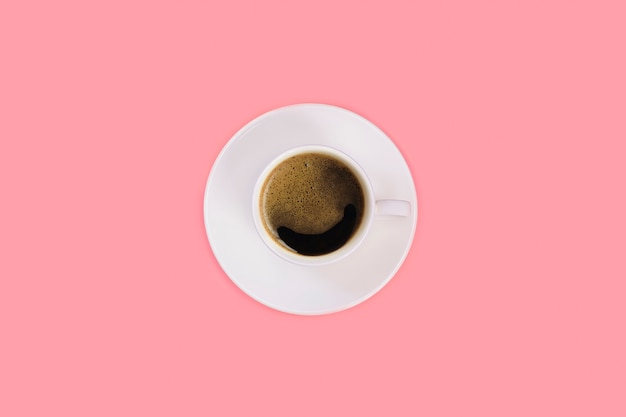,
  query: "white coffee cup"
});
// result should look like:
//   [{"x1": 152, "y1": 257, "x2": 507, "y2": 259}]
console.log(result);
[{"x1": 252, "y1": 145, "x2": 410, "y2": 266}]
